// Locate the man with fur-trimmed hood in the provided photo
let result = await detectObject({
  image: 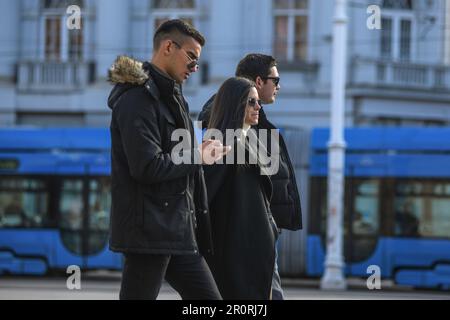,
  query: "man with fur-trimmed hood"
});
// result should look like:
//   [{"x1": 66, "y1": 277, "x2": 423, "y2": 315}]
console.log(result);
[{"x1": 107, "y1": 19, "x2": 228, "y2": 300}]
